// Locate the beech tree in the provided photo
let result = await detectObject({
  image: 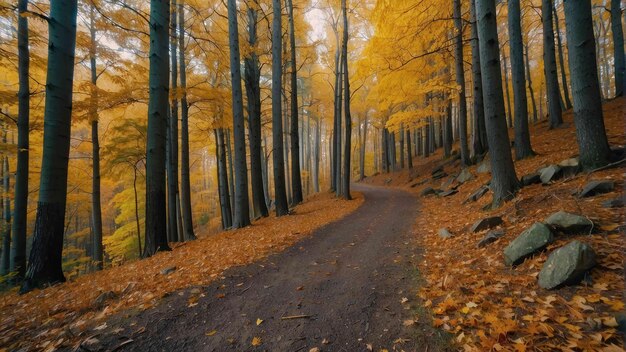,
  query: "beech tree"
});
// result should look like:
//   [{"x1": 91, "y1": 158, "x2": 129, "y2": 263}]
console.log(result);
[{"x1": 21, "y1": 0, "x2": 79, "y2": 292}]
